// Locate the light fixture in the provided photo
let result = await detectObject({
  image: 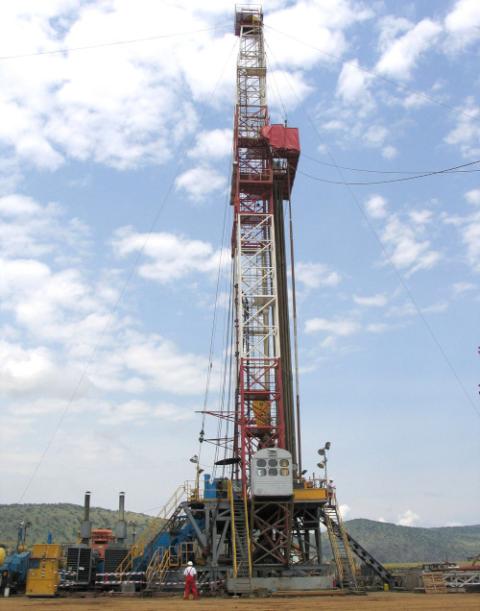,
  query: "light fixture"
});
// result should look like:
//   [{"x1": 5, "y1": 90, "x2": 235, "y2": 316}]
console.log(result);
[
  {"x1": 189, "y1": 455, "x2": 199, "y2": 464},
  {"x1": 318, "y1": 448, "x2": 325, "y2": 456},
  {"x1": 317, "y1": 462, "x2": 325, "y2": 469},
  {"x1": 325, "y1": 441, "x2": 331, "y2": 450},
  {"x1": 301, "y1": 469, "x2": 308, "y2": 475}
]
